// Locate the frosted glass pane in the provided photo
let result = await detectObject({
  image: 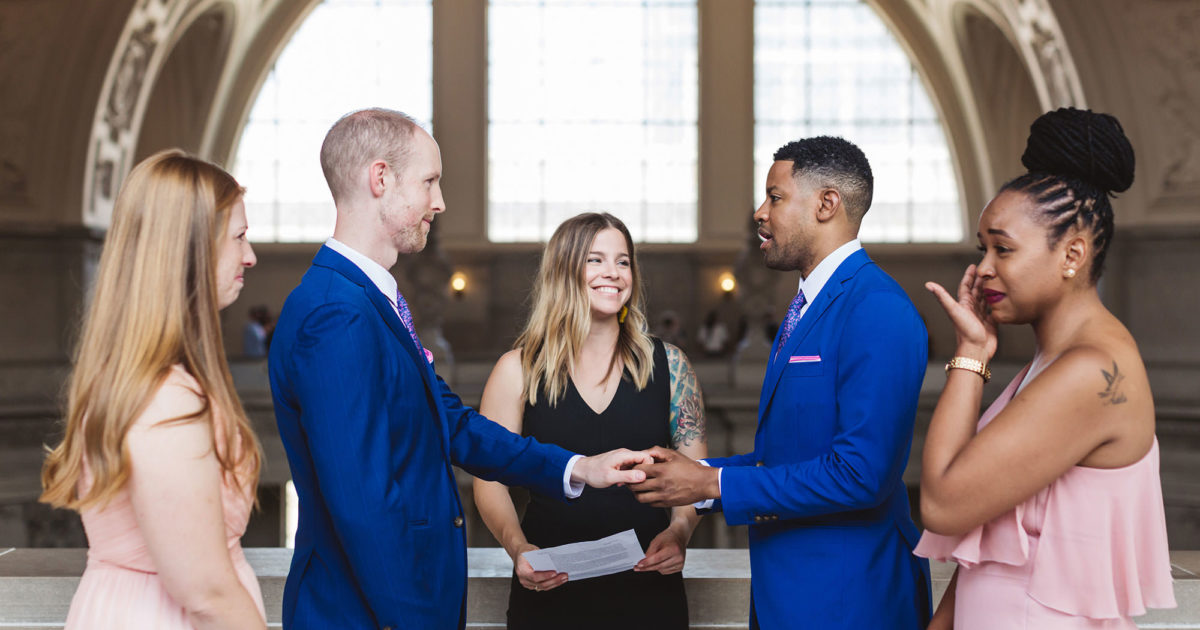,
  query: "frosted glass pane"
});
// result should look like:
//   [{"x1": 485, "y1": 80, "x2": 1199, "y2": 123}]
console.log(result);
[
  {"x1": 755, "y1": 0, "x2": 962, "y2": 242},
  {"x1": 232, "y1": 0, "x2": 433, "y2": 243},
  {"x1": 488, "y1": 0, "x2": 698, "y2": 243}
]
